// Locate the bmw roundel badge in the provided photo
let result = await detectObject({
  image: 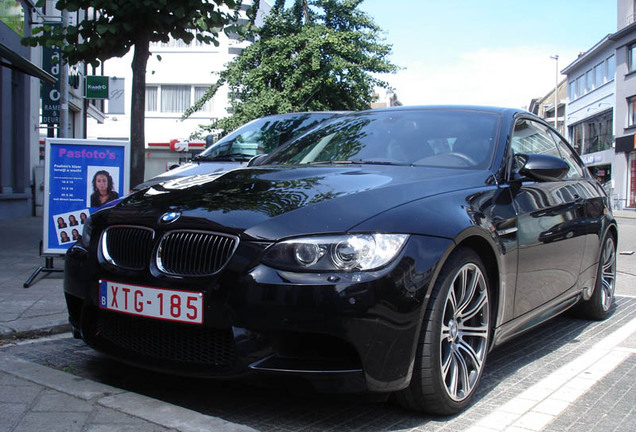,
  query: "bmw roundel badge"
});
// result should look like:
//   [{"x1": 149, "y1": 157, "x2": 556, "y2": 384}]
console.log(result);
[{"x1": 160, "y1": 211, "x2": 181, "y2": 224}]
